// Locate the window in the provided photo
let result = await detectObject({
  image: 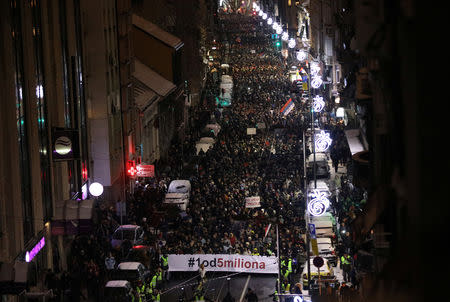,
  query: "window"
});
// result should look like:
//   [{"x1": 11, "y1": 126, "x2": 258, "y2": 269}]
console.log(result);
[
  {"x1": 31, "y1": 0, "x2": 52, "y2": 221},
  {"x1": 11, "y1": 0, "x2": 34, "y2": 242}
]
